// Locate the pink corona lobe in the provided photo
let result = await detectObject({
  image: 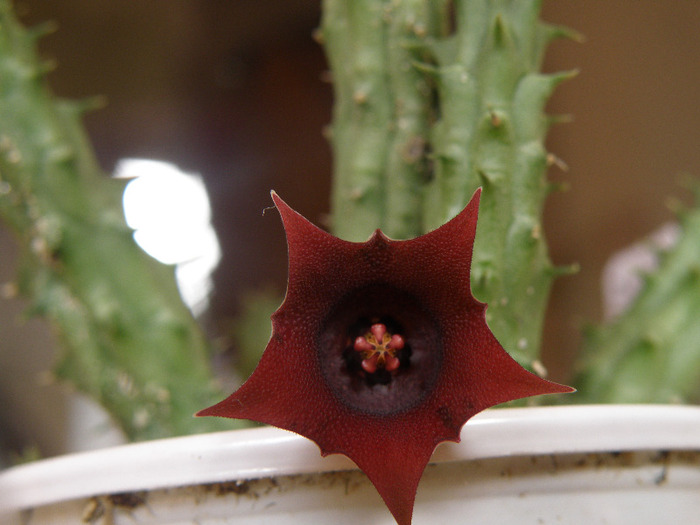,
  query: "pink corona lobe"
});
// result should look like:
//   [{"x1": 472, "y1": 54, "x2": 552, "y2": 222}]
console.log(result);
[{"x1": 354, "y1": 323, "x2": 404, "y2": 373}]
